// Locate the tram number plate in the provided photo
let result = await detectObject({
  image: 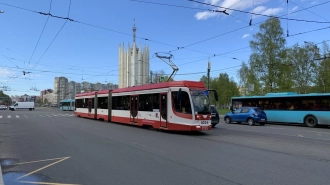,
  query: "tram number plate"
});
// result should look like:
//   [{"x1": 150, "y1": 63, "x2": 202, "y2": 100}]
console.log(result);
[
  {"x1": 201, "y1": 126, "x2": 209, "y2": 130},
  {"x1": 201, "y1": 120, "x2": 208, "y2": 125}
]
